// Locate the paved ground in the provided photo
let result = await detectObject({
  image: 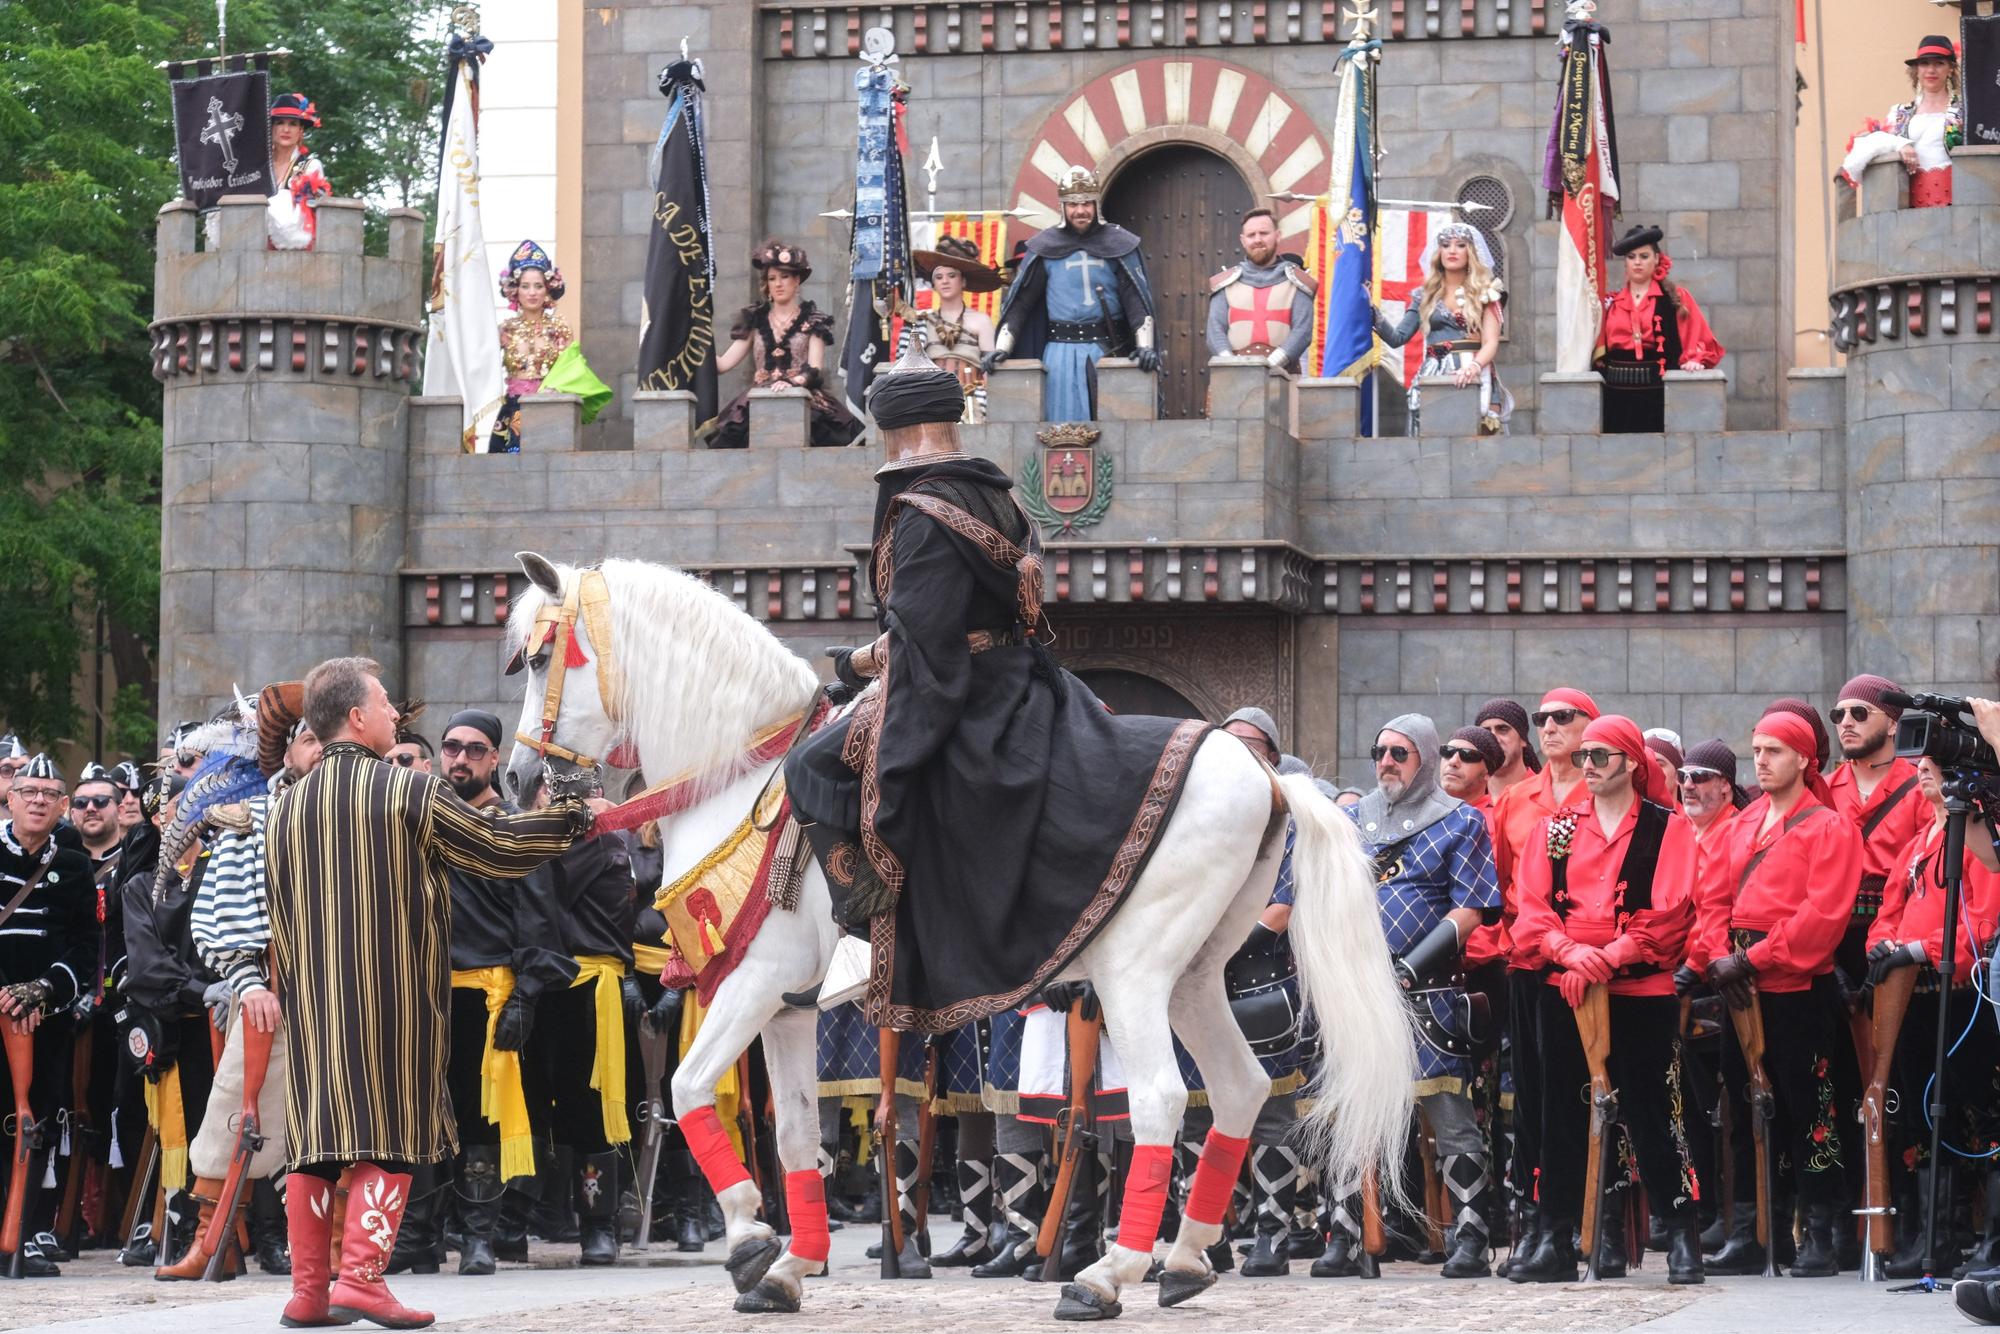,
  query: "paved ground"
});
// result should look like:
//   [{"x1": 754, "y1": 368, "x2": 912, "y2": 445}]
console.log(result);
[{"x1": 0, "y1": 1228, "x2": 1977, "y2": 1333}]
